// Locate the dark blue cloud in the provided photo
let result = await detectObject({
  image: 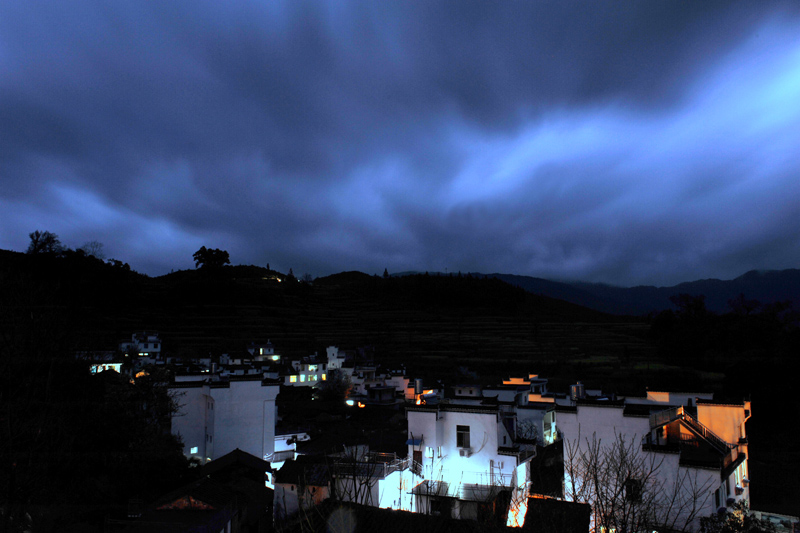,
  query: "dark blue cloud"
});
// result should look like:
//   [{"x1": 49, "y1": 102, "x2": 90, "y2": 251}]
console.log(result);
[{"x1": 1, "y1": 1, "x2": 799, "y2": 285}]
